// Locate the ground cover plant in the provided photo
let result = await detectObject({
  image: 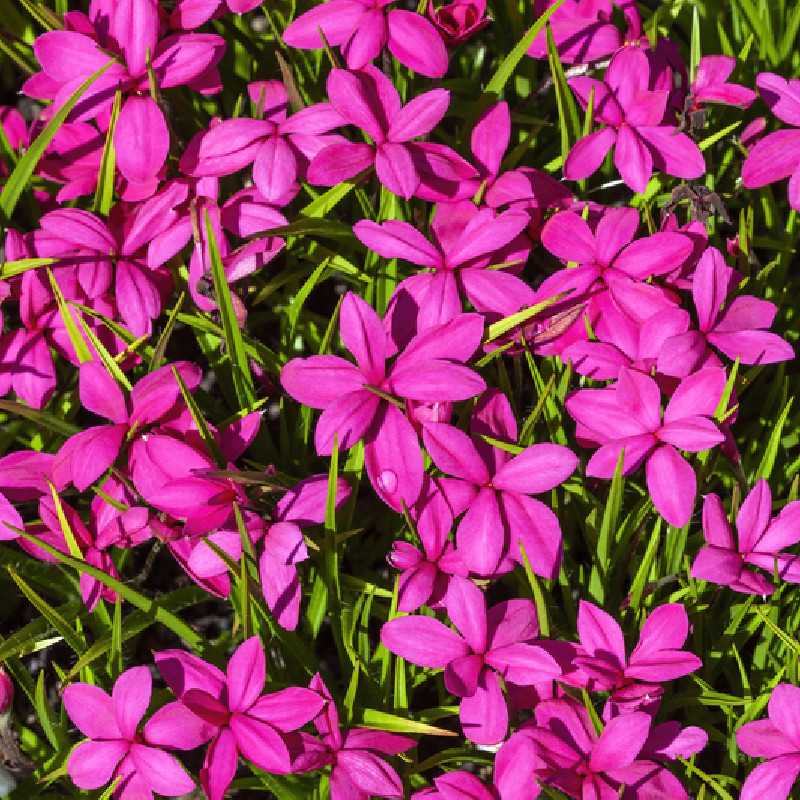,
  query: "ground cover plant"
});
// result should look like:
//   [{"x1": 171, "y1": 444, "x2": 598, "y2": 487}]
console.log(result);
[{"x1": 0, "y1": 0, "x2": 799, "y2": 797}]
